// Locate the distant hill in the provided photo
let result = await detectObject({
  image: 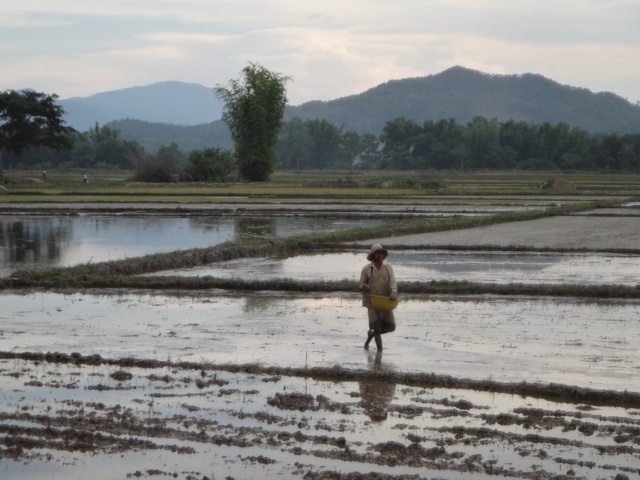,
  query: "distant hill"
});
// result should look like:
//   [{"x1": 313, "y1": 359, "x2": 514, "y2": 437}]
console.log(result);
[
  {"x1": 60, "y1": 81, "x2": 223, "y2": 131},
  {"x1": 285, "y1": 66, "x2": 640, "y2": 134},
  {"x1": 108, "y1": 118, "x2": 232, "y2": 153},
  {"x1": 57, "y1": 67, "x2": 640, "y2": 152}
]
